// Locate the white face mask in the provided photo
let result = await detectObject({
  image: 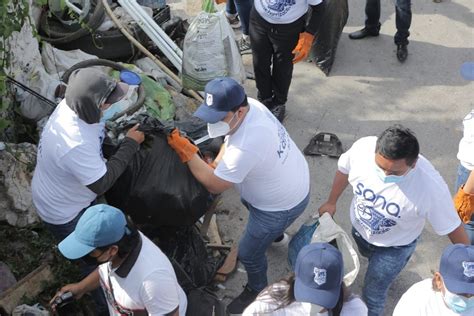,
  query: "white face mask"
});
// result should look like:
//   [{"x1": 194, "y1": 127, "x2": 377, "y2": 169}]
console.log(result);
[{"x1": 207, "y1": 112, "x2": 240, "y2": 138}]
